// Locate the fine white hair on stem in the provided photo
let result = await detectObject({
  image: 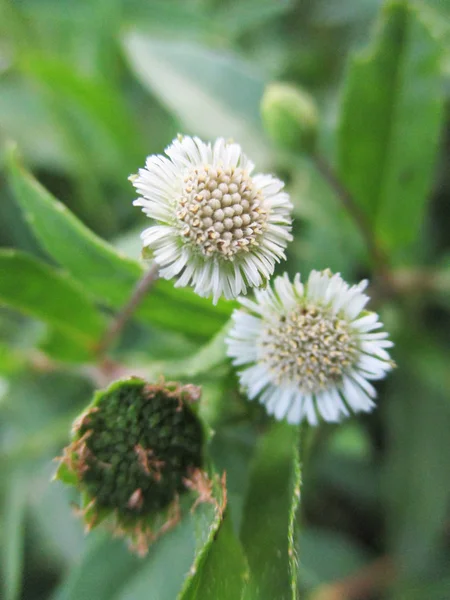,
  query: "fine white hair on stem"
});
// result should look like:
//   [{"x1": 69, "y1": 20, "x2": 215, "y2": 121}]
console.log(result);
[
  {"x1": 226, "y1": 270, "x2": 394, "y2": 425},
  {"x1": 131, "y1": 135, "x2": 293, "y2": 303}
]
